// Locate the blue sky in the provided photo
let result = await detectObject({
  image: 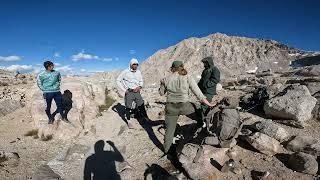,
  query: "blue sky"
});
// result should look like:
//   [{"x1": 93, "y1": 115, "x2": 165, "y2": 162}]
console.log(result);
[{"x1": 0, "y1": 0, "x2": 319, "y2": 74}]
